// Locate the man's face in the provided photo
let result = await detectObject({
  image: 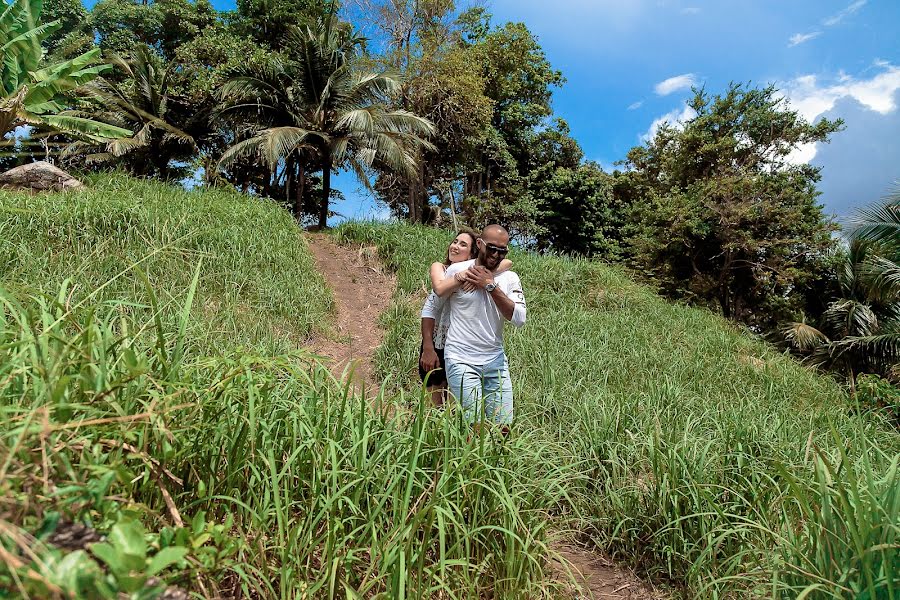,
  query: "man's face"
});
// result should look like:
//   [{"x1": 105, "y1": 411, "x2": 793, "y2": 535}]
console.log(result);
[{"x1": 477, "y1": 231, "x2": 510, "y2": 270}]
